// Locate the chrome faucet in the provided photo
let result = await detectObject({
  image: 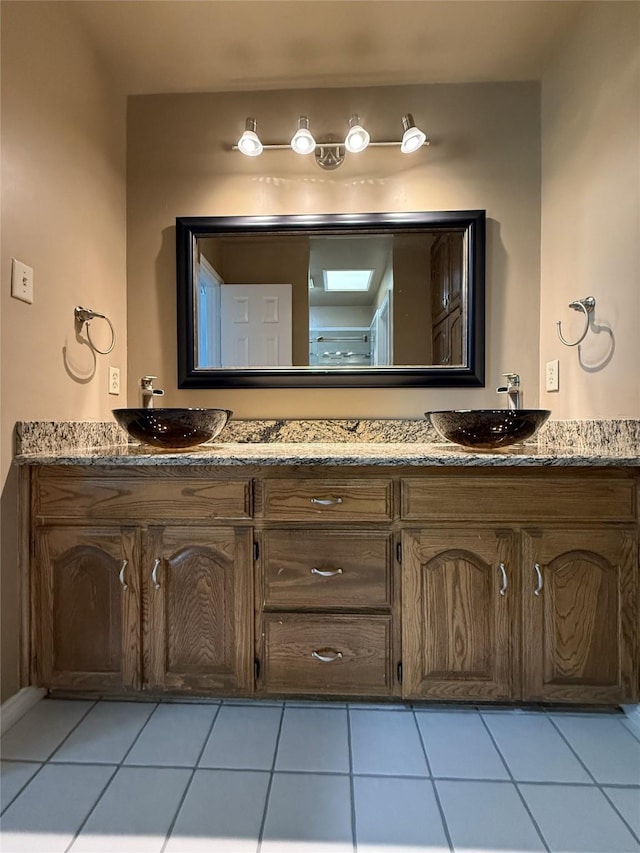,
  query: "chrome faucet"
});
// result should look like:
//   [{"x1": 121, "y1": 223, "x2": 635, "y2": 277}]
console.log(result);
[
  {"x1": 140, "y1": 375, "x2": 165, "y2": 409},
  {"x1": 496, "y1": 373, "x2": 521, "y2": 410}
]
